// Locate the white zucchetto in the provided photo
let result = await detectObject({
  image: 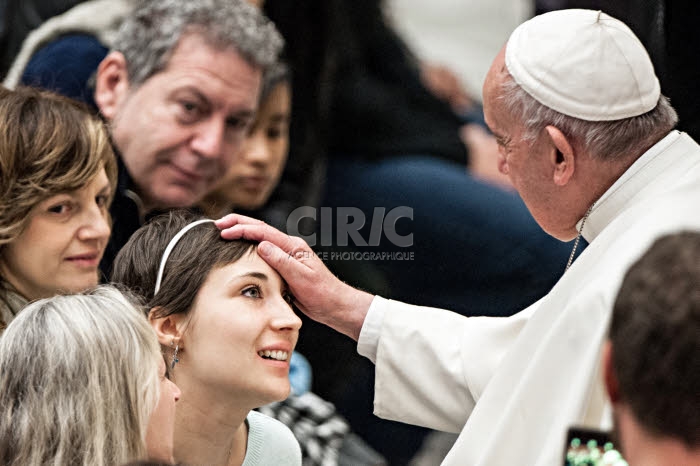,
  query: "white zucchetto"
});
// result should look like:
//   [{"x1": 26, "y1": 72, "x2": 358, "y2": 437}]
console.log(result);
[{"x1": 505, "y1": 9, "x2": 661, "y2": 121}]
